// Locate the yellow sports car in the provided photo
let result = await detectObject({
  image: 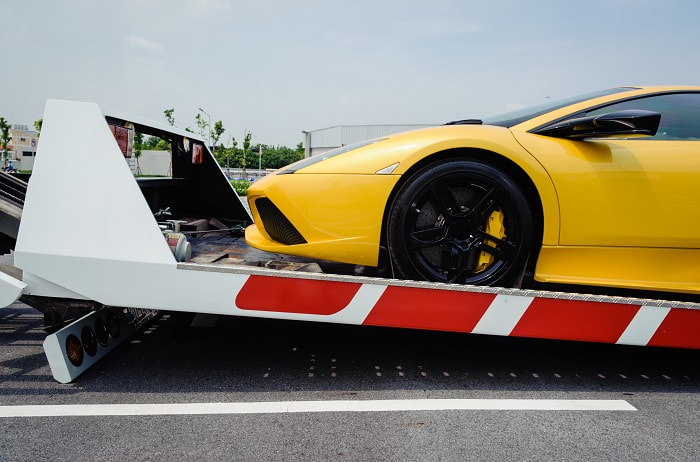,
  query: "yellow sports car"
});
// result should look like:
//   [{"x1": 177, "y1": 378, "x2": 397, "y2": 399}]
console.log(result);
[{"x1": 246, "y1": 86, "x2": 700, "y2": 296}]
